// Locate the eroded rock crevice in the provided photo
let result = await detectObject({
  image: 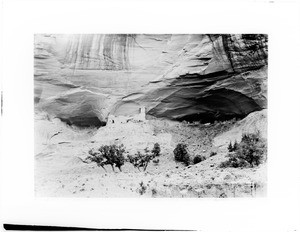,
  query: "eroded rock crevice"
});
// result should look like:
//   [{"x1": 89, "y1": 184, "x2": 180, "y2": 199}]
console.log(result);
[
  {"x1": 59, "y1": 116, "x2": 106, "y2": 128},
  {"x1": 147, "y1": 88, "x2": 263, "y2": 123}
]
